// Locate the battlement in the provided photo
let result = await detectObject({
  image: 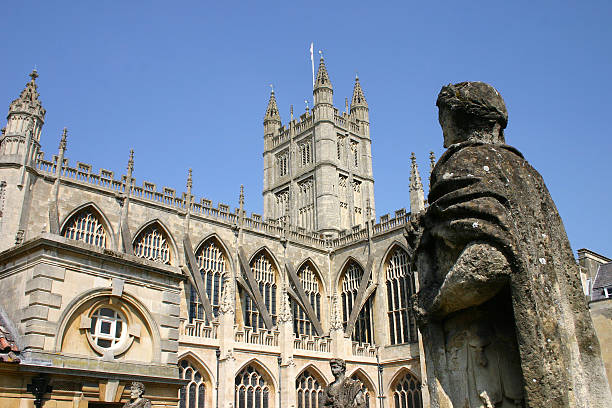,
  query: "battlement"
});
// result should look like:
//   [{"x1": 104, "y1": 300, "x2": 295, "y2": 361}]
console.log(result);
[{"x1": 35, "y1": 151, "x2": 407, "y2": 250}]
